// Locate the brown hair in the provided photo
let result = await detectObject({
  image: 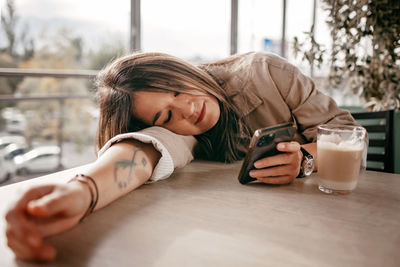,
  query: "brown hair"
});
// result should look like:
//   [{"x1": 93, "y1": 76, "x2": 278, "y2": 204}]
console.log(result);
[{"x1": 95, "y1": 52, "x2": 250, "y2": 162}]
